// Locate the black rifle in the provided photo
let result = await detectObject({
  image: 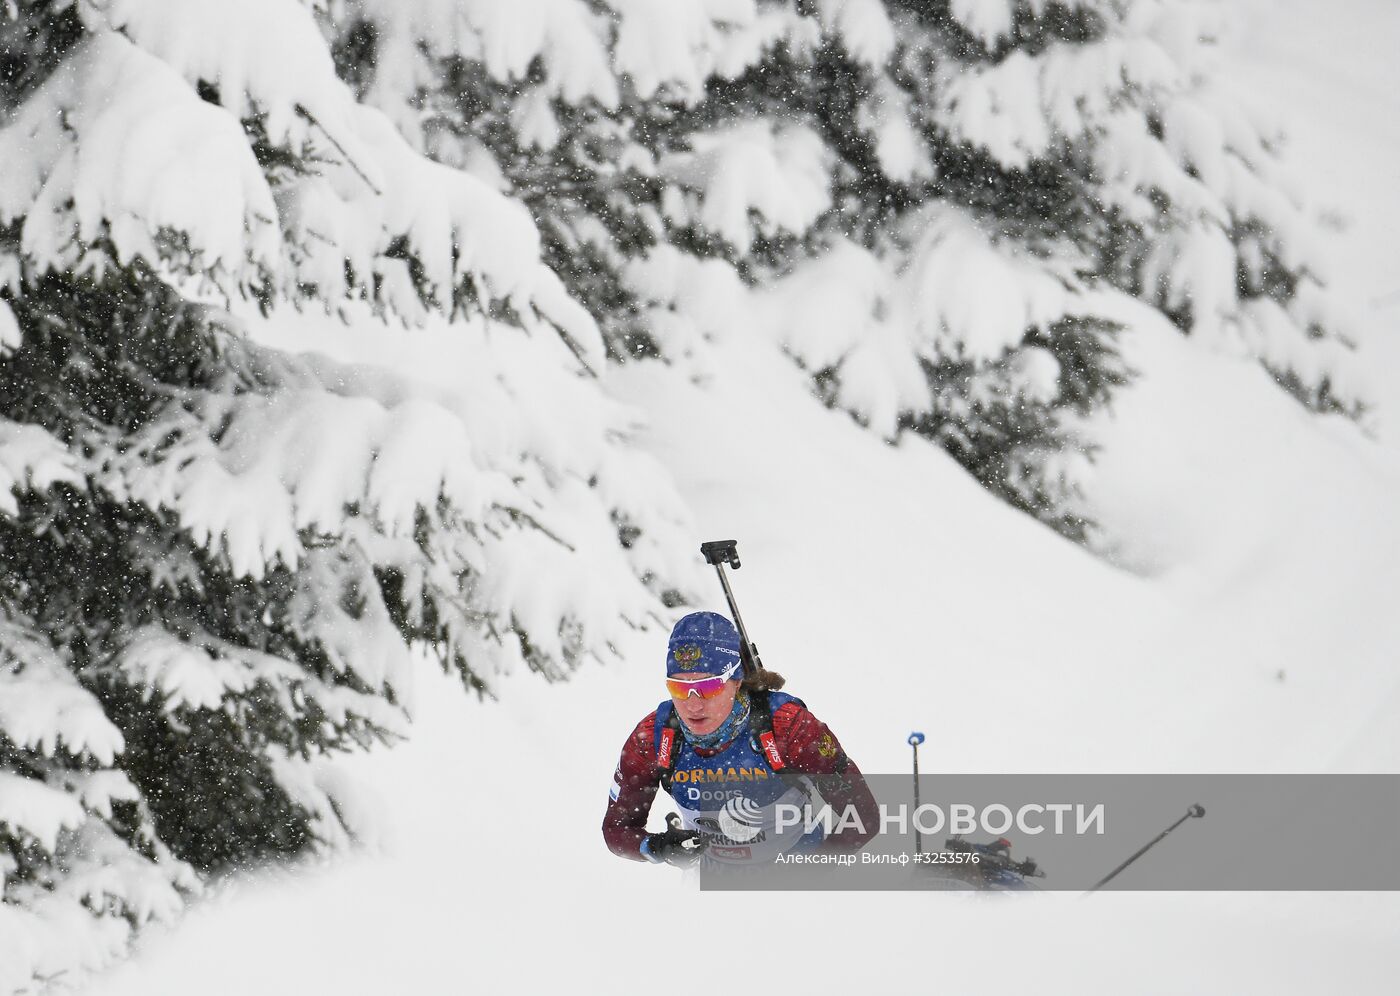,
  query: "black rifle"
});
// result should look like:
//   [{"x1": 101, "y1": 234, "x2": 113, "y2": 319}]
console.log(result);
[{"x1": 699, "y1": 540, "x2": 764, "y2": 679}]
